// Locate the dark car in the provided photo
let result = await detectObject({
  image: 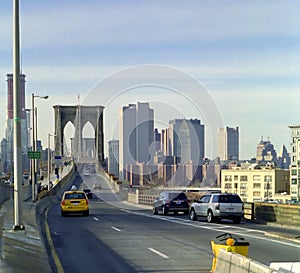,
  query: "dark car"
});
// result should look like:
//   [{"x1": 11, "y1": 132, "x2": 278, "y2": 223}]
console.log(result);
[
  {"x1": 153, "y1": 191, "x2": 190, "y2": 215},
  {"x1": 83, "y1": 188, "x2": 93, "y2": 199}
]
